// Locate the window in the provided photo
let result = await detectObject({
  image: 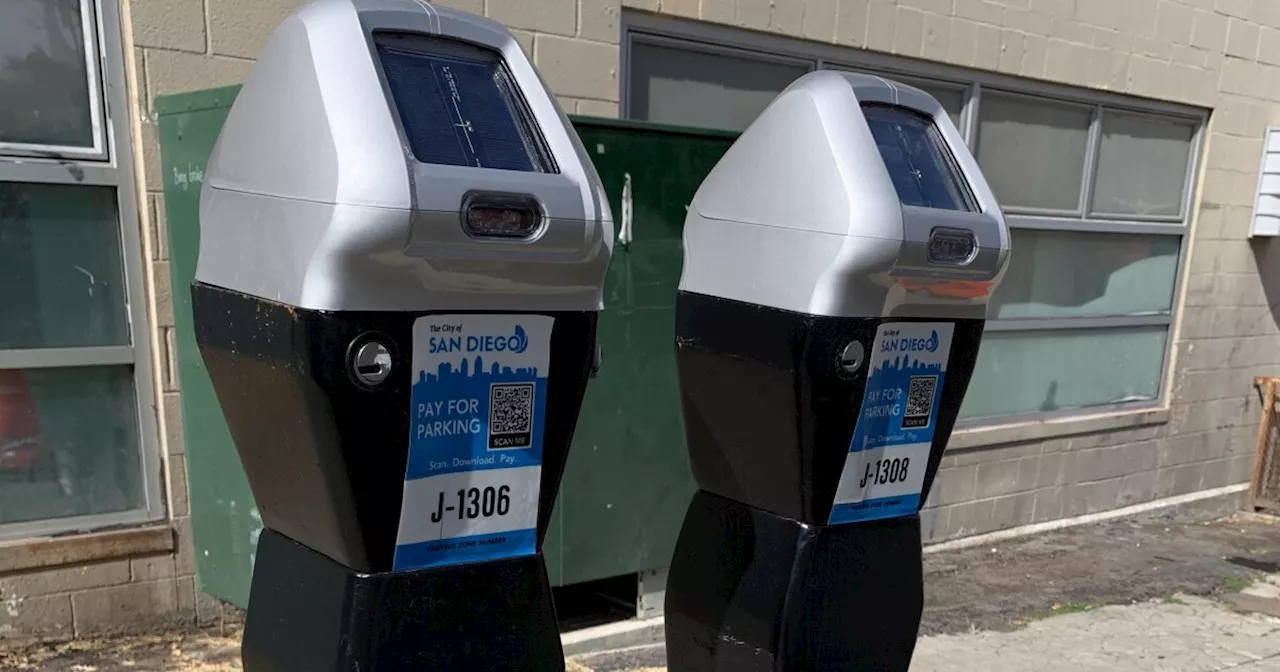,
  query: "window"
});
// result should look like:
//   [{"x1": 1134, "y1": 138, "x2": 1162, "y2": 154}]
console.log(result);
[
  {"x1": 0, "y1": 0, "x2": 104, "y2": 156},
  {"x1": 991, "y1": 229, "x2": 1180, "y2": 320},
  {"x1": 961, "y1": 327, "x2": 1169, "y2": 418},
  {"x1": 0, "y1": 0, "x2": 160, "y2": 538},
  {"x1": 623, "y1": 16, "x2": 1203, "y2": 424},
  {"x1": 627, "y1": 40, "x2": 811, "y2": 132},
  {"x1": 970, "y1": 95, "x2": 1195, "y2": 422},
  {"x1": 976, "y1": 93, "x2": 1092, "y2": 211},
  {"x1": 1091, "y1": 112, "x2": 1196, "y2": 218}
]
